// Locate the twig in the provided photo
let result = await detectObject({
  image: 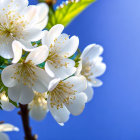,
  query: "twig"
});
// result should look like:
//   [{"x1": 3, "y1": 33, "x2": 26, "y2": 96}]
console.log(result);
[
  {"x1": 0, "y1": 121, "x2": 4, "y2": 124},
  {"x1": 19, "y1": 104, "x2": 37, "y2": 140}
]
